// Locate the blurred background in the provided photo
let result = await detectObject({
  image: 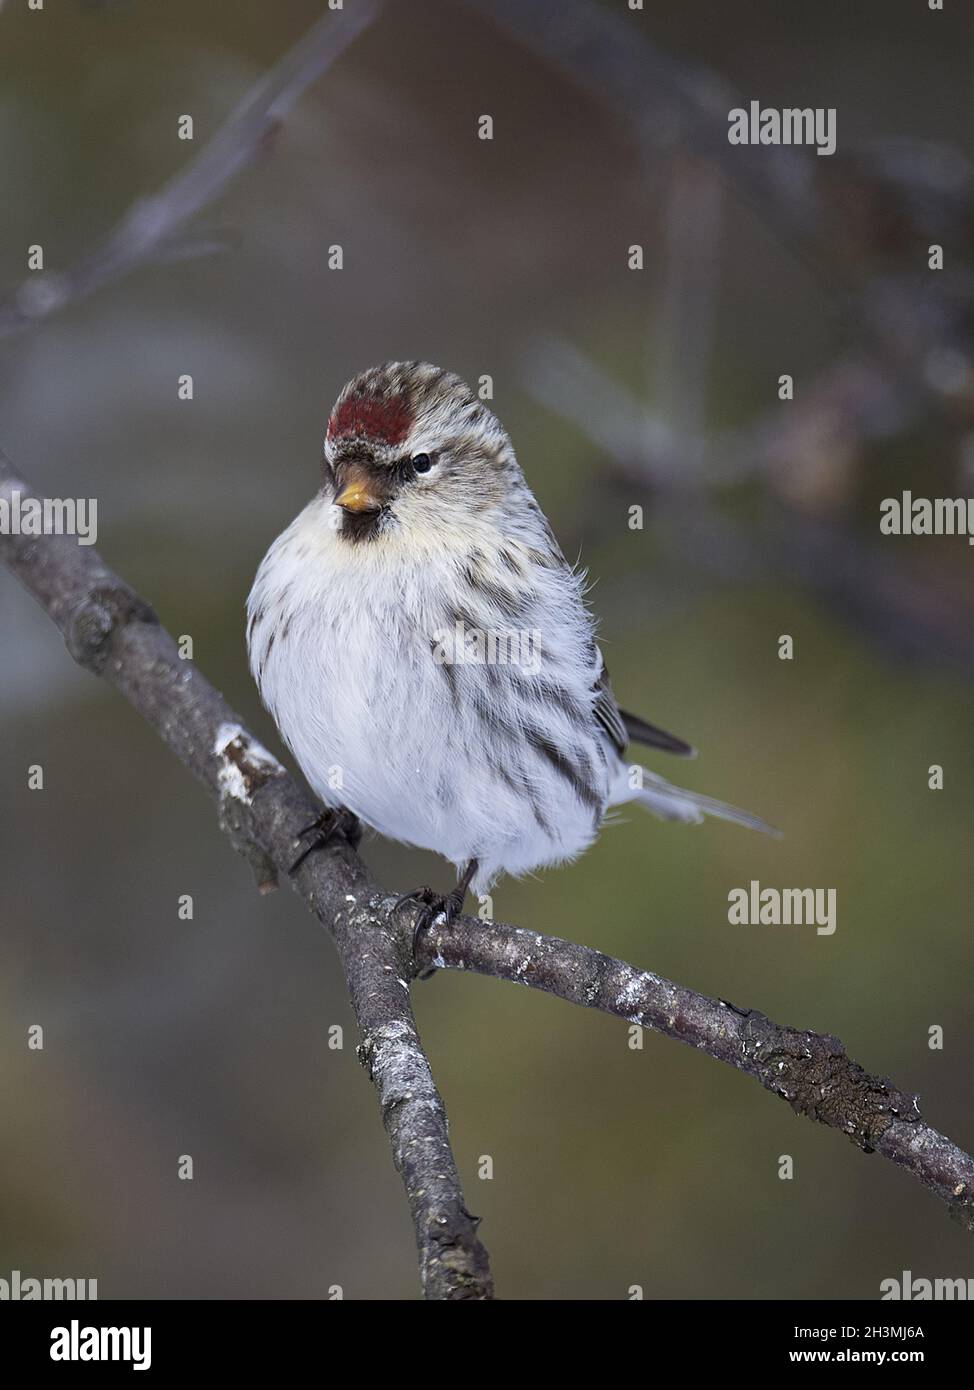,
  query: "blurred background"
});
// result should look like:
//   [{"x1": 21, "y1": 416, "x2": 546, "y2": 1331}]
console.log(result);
[{"x1": 2, "y1": 0, "x2": 973, "y2": 1299}]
